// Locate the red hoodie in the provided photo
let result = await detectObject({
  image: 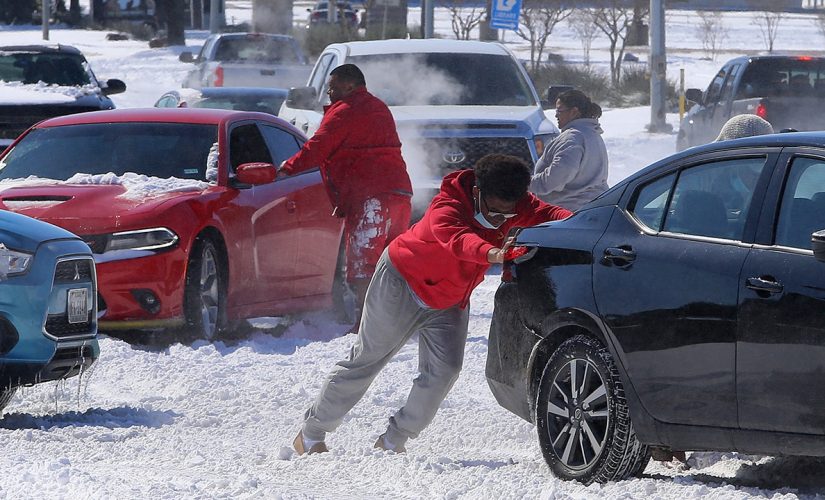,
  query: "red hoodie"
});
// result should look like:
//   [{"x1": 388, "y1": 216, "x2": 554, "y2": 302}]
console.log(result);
[
  {"x1": 388, "y1": 169, "x2": 572, "y2": 309},
  {"x1": 281, "y1": 87, "x2": 412, "y2": 213}
]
